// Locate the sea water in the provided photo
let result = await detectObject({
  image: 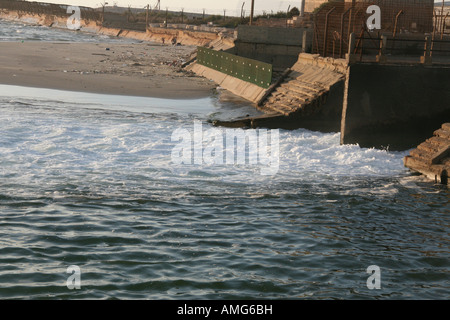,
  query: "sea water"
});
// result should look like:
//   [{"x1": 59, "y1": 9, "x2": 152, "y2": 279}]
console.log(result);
[{"x1": 0, "y1": 19, "x2": 448, "y2": 300}]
